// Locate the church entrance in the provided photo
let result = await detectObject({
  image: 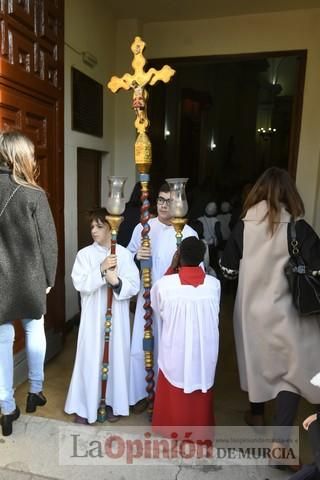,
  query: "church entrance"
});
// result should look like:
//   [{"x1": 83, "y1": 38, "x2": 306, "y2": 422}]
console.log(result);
[{"x1": 147, "y1": 51, "x2": 306, "y2": 218}]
